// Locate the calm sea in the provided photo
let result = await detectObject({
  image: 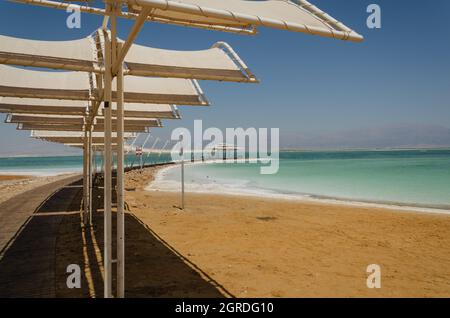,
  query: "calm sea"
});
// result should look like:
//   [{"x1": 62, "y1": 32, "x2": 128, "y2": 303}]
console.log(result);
[
  {"x1": 2, "y1": 150, "x2": 450, "y2": 210},
  {"x1": 0, "y1": 153, "x2": 173, "y2": 176}
]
